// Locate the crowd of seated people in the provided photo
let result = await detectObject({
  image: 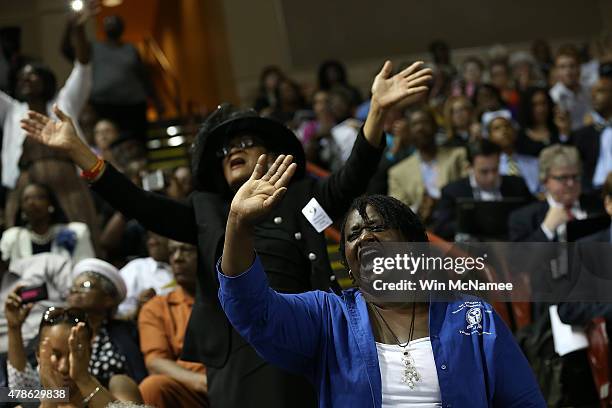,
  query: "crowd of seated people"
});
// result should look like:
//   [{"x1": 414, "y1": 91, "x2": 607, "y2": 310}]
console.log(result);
[{"x1": 0, "y1": 1, "x2": 611, "y2": 405}]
